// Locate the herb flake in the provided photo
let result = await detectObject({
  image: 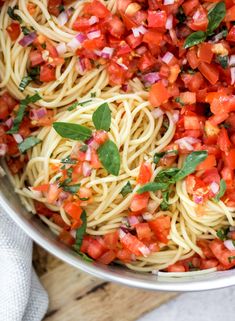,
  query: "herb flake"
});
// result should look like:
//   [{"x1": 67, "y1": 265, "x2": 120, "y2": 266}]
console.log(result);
[
  {"x1": 18, "y1": 136, "x2": 41, "y2": 153},
  {"x1": 120, "y1": 181, "x2": 133, "y2": 197}
]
